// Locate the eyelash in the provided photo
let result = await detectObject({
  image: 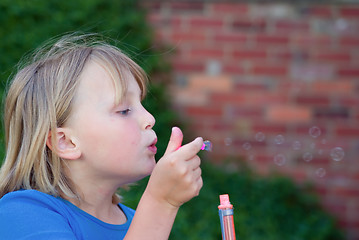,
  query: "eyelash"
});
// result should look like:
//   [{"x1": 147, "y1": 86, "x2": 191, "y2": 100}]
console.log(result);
[{"x1": 117, "y1": 108, "x2": 131, "y2": 116}]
